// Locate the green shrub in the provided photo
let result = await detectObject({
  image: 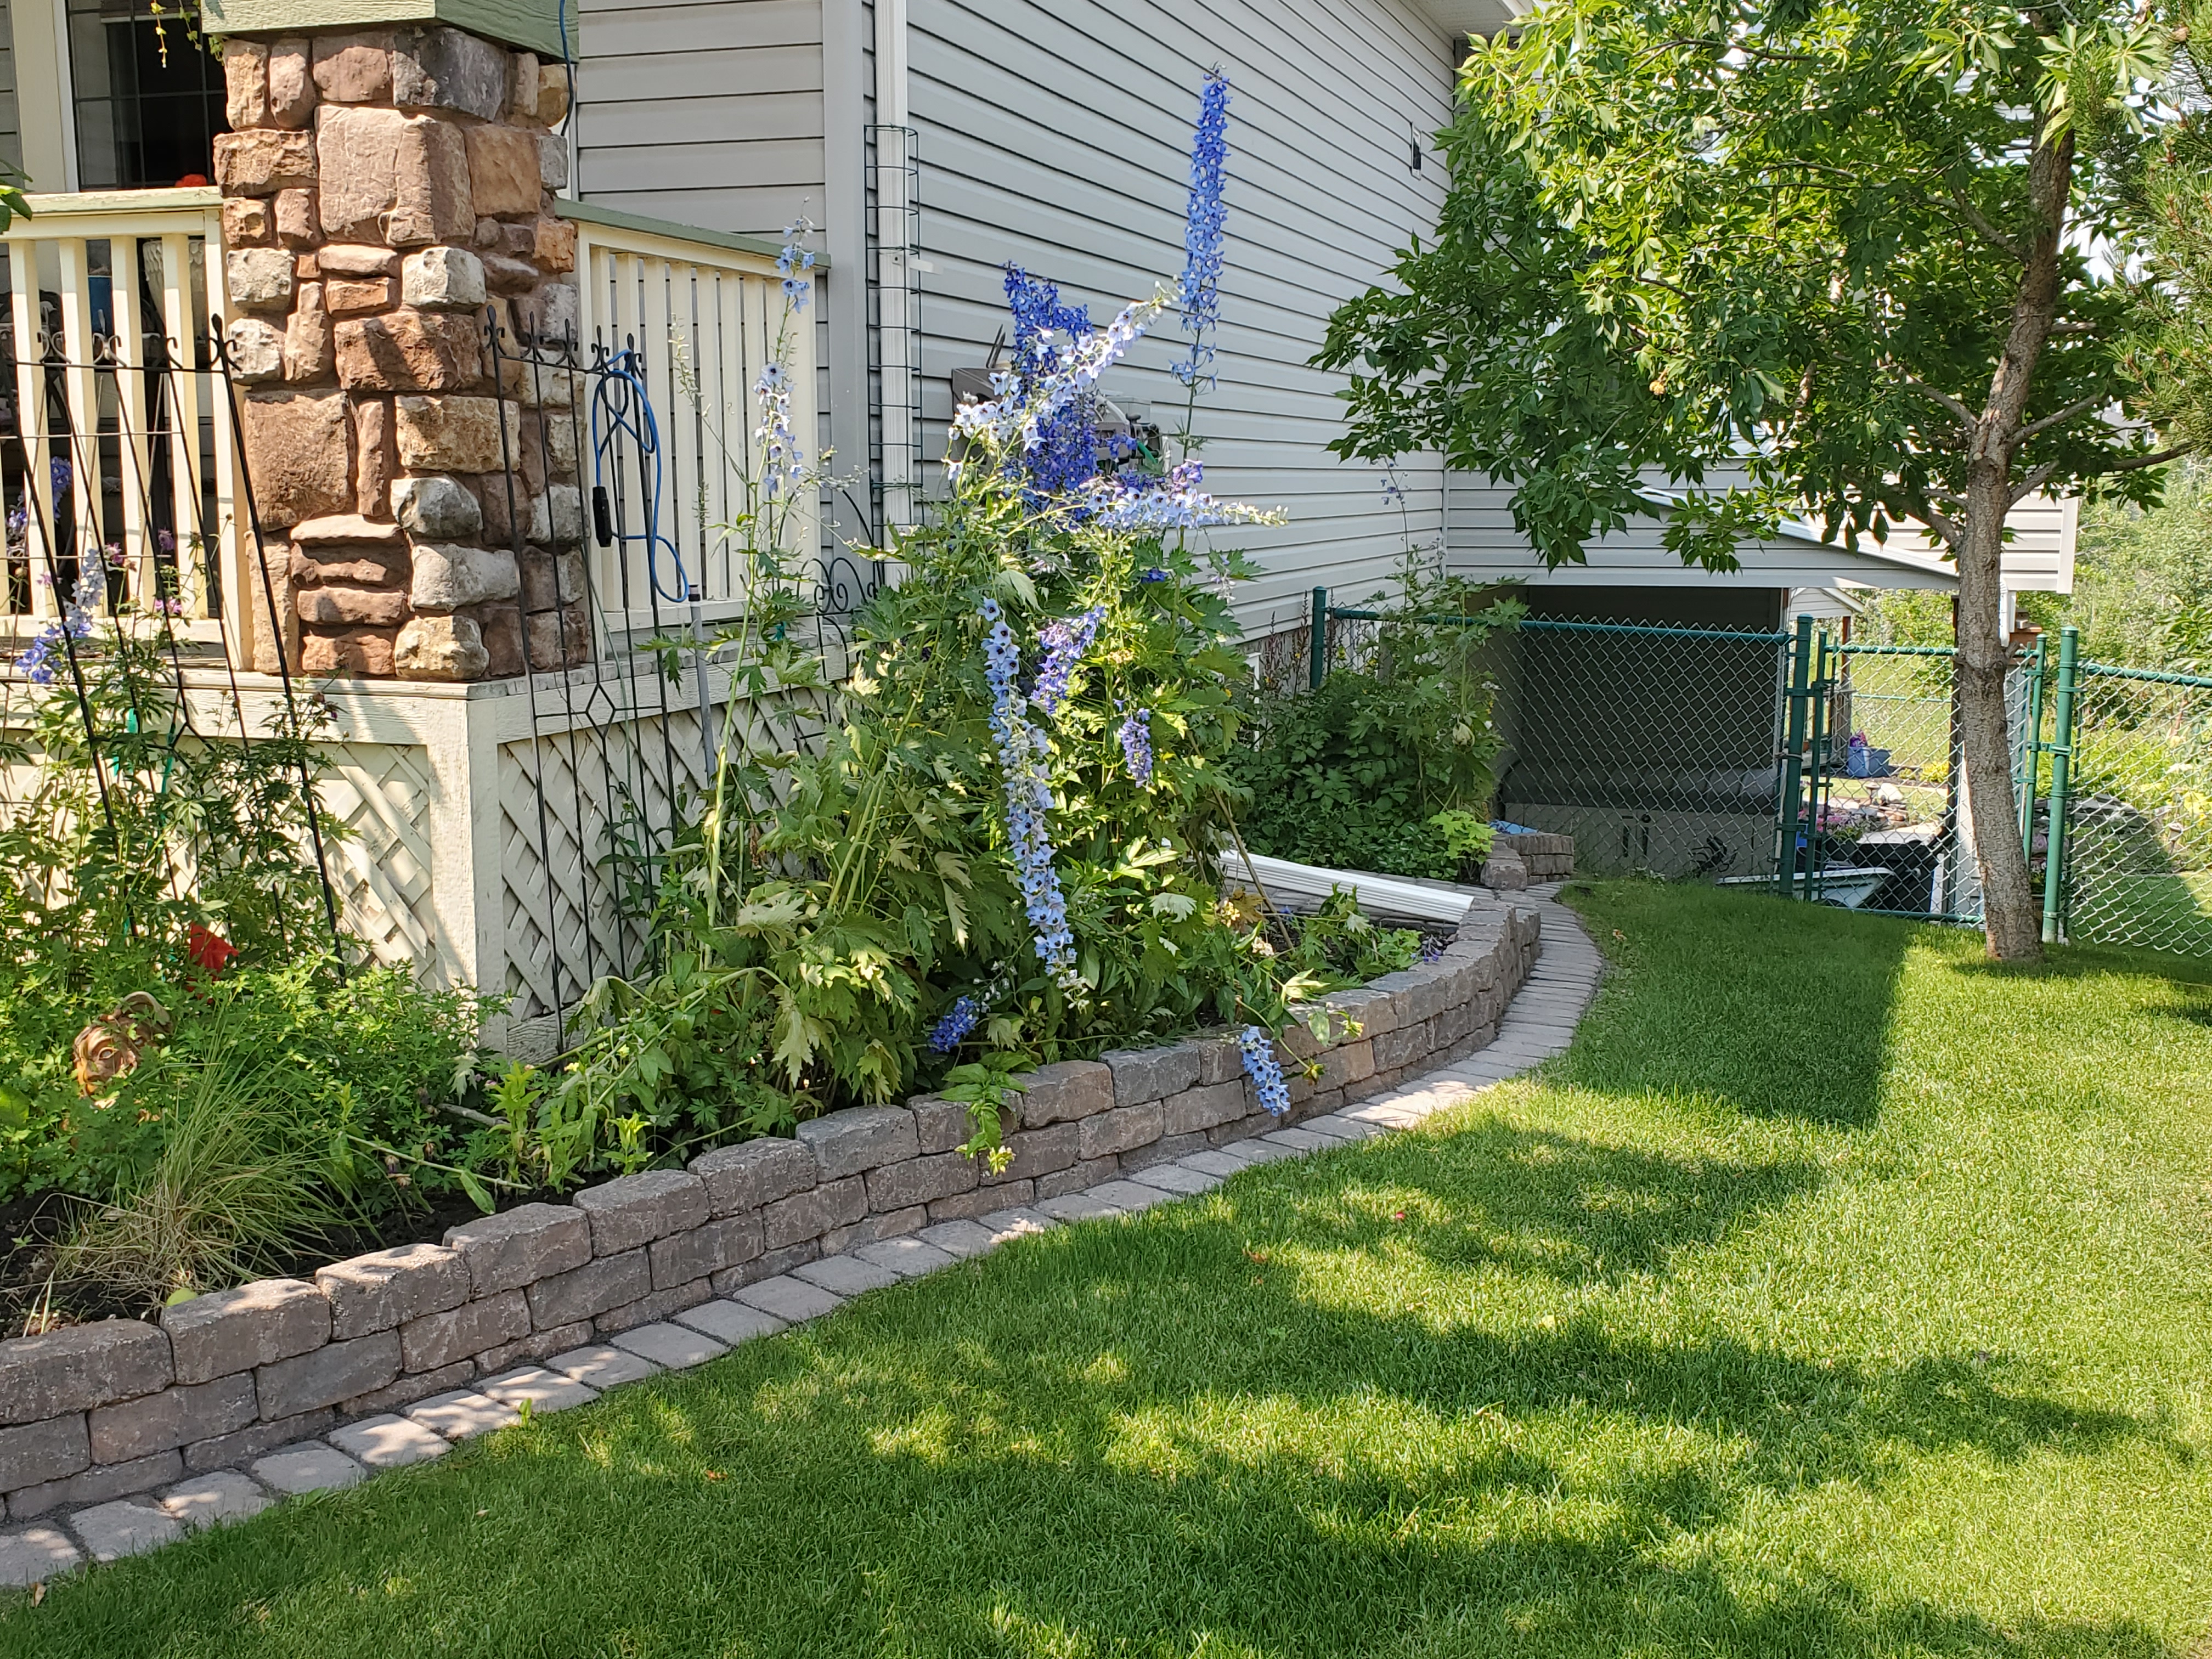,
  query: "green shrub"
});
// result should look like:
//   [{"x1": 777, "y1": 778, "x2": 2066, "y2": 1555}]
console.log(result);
[{"x1": 1228, "y1": 563, "x2": 1519, "y2": 878}]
